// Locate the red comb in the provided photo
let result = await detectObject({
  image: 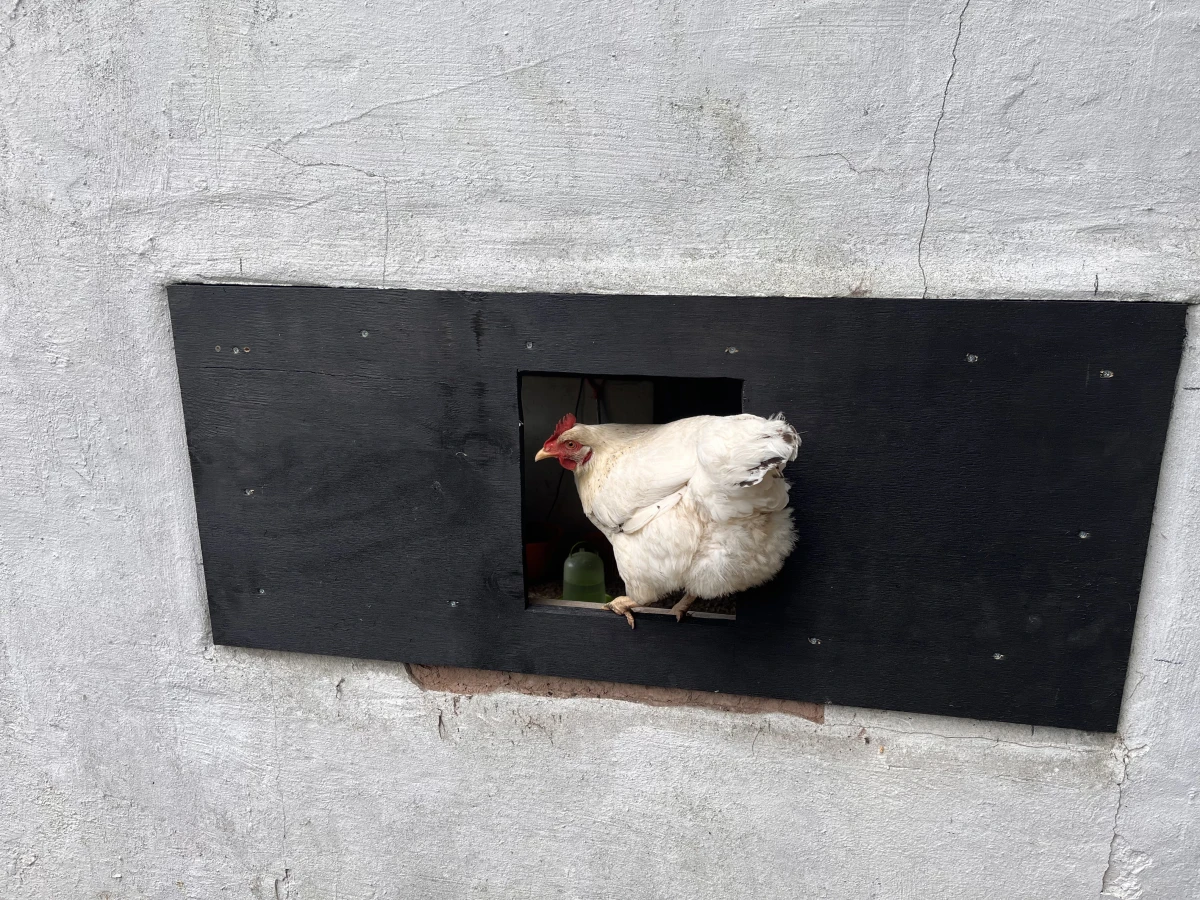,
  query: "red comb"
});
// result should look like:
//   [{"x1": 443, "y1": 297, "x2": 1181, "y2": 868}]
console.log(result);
[{"x1": 547, "y1": 413, "x2": 576, "y2": 442}]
